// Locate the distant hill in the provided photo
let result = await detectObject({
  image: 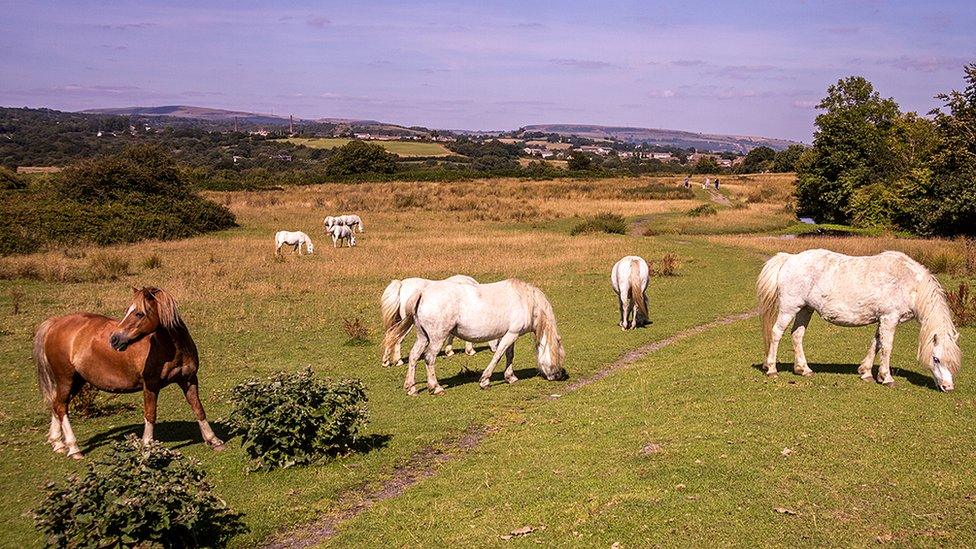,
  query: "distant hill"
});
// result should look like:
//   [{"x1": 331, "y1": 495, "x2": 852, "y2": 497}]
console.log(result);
[
  {"x1": 82, "y1": 105, "x2": 292, "y2": 126},
  {"x1": 521, "y1": 124, "x2": 801, "y2": 153}
]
